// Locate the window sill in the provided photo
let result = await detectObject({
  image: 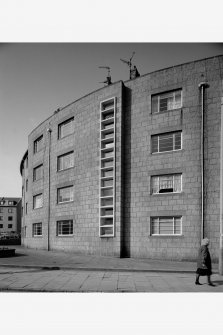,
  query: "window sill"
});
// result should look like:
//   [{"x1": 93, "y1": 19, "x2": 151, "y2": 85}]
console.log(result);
[
  {"x1": 151, "y1": 149, "x2": 184, "y2": 156},
  {"x1": 56, "y1": 235, "x2": 74, "y2": 237},
  {"x1": 33, "y1": 179, "x2": 43, "y2": 183},
  {"x1": 57, "y1": 167, "x2": 74, "y2": 173},
  {"x1": 33, "y1": 147, "x2": 44, "y2": 155},
  {"x1": 33, "y1": 207, "x2": 43, "y2": 210},
  {"x1": 149, "y1": 235, "x2": 184, "y2": 238},
  {"x1": 33, "y1": 235, "x2": 43, "y2": 238},
  {"x1": 151, "y1": 107, "x2": 183, "y2": 116},
  {"x1": 151, "y1": 192, "x2": 184, "y2": 197},
  {"x1": 57, "y1": 201, "x2": 74, "y2": 205}
]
